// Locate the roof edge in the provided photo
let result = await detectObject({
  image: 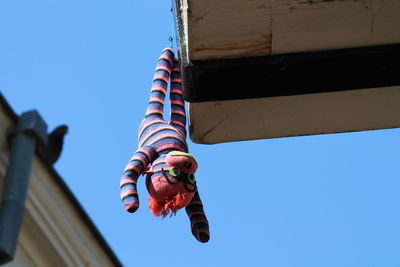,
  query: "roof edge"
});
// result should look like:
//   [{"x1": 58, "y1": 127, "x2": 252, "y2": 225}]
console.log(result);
[{"x1": 0, "y1": 92, "x2": 122, "y2": 267}]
